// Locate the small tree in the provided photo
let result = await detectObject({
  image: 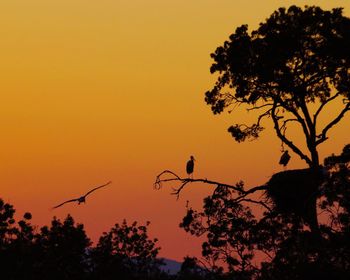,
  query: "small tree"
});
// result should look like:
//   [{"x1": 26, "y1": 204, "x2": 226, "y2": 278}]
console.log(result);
[
  {"x1": 0, "y1": 199, "x2": 17, "y2": 247},
  {"x1": 0, "y1": 199, "x2": 37, "y2": 279},
  {"x1": 91, "y1": 220, "x2": 163, "y2": 280},
  {"x1": 35, "y1": 215, "x2": 91, "y2": 280},
  {"x1": 176, "y1": 257, "x2": 208, "y2": 280}
]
